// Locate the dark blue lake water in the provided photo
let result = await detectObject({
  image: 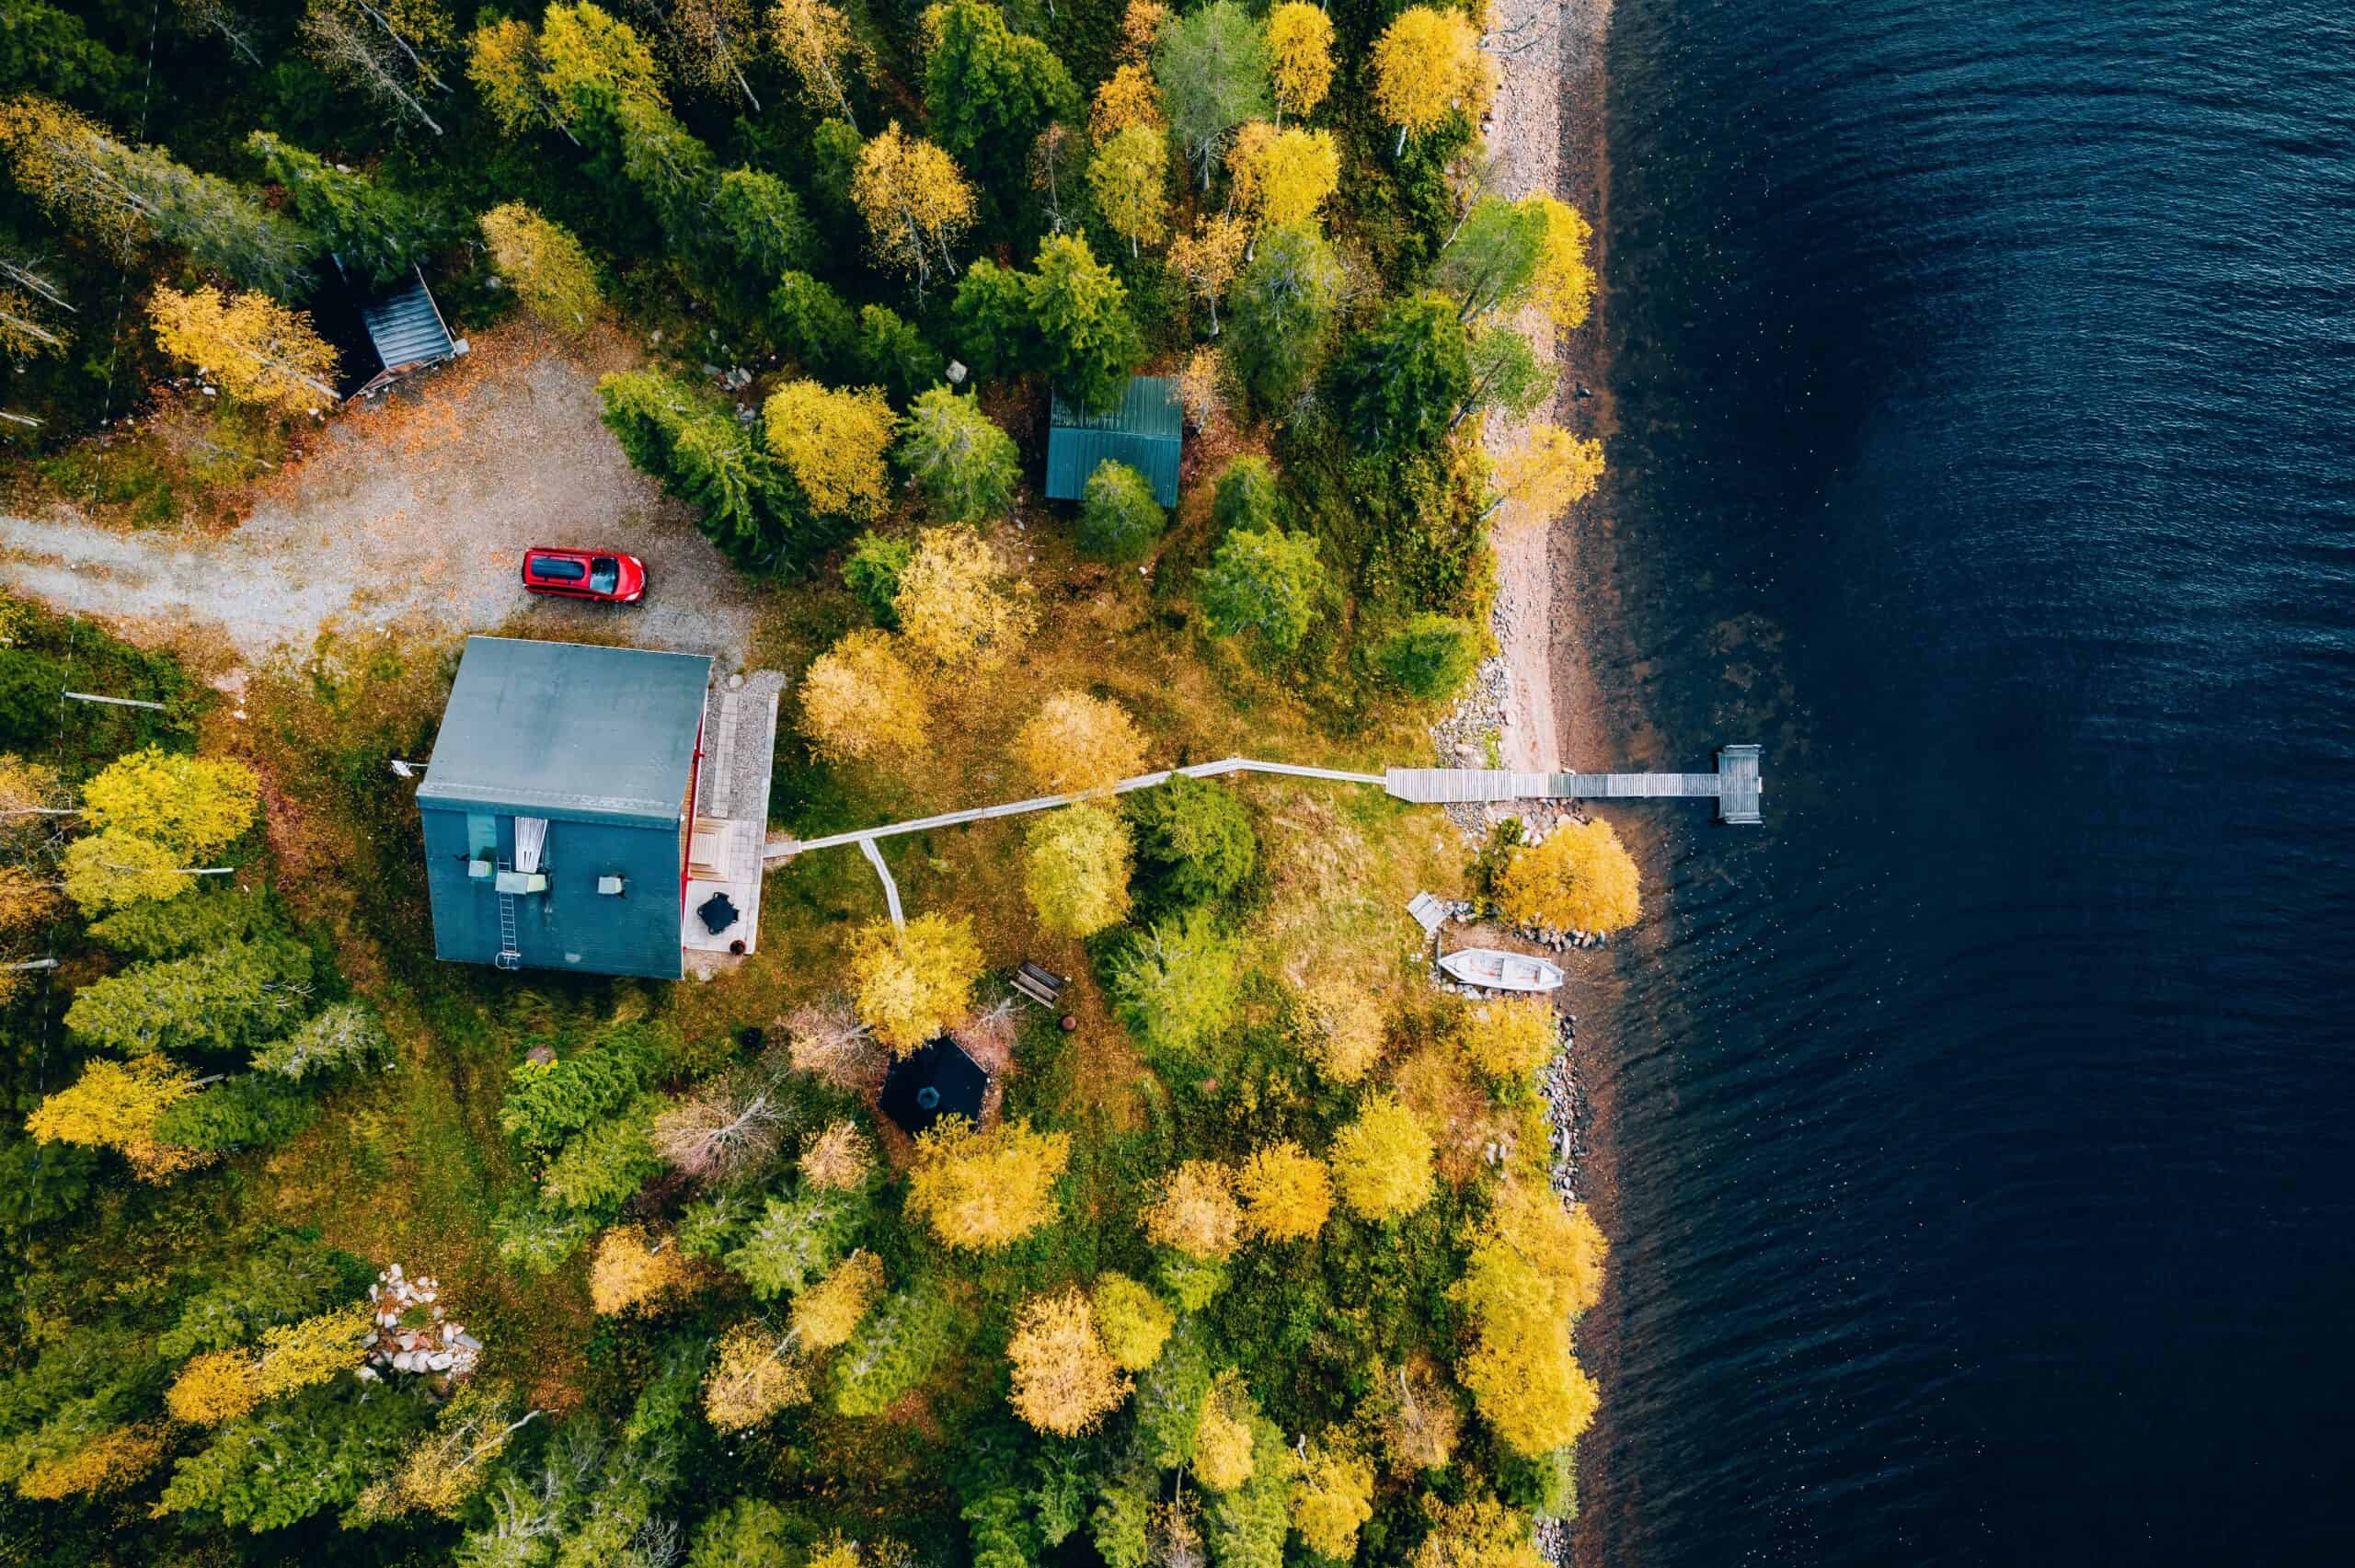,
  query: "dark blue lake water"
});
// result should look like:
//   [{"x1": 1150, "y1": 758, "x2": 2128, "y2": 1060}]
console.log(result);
[{"x1": 1567, "y1": 1, "x2": 2355, "y2": 1562}]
